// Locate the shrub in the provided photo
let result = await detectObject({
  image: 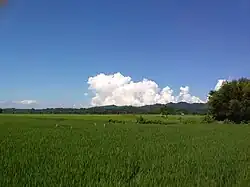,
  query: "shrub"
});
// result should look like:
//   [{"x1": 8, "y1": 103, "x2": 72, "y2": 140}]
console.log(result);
[
  {"x1": 223, "y1": 119, "x2": 234, "y2": 124},
  {"x1": 136, "y1": 116, "x2": 146, "y2": 124},
  {"x1": 136, "y1": 116, "x2": 169, "y2": 125},
  {"x1": 202, "y1": 115, "x2": 215, "y2": 124},
  {"x1": 108, "y1": 119, "x2": 126, "y2": 124},
  {"x1": 182, "y1": 119, "x2": 197, "y2": 125}
]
